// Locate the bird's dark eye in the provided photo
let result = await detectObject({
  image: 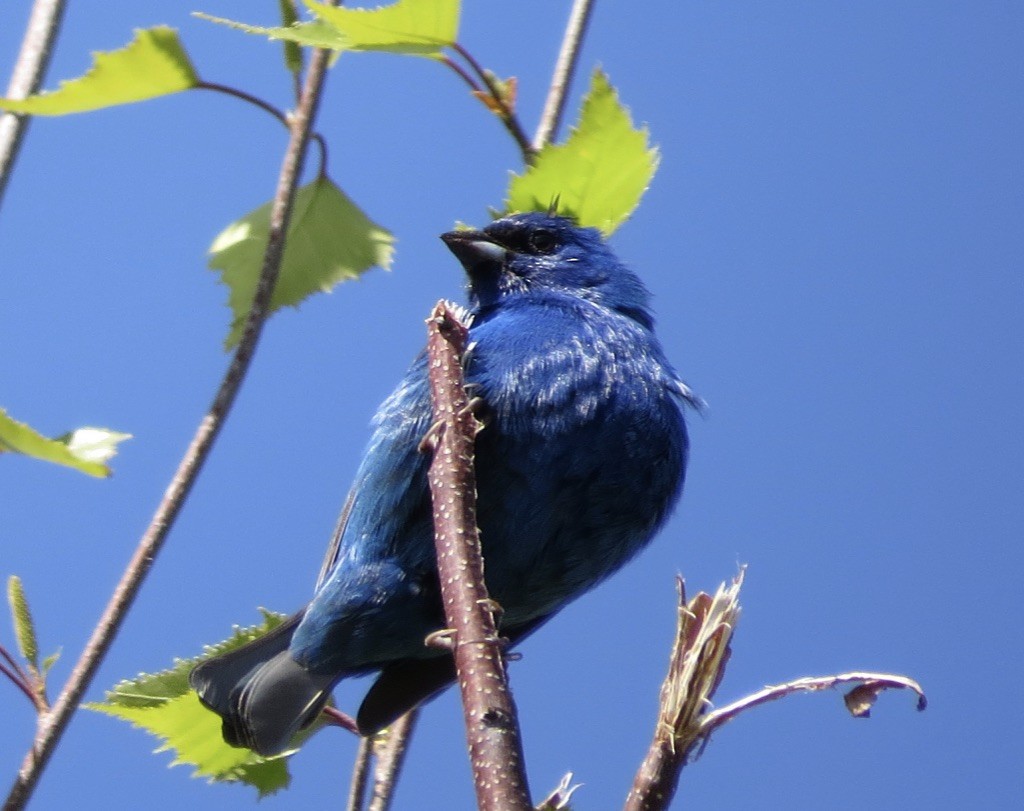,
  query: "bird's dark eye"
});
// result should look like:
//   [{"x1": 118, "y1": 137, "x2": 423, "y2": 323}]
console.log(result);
[{"x1": 528, "y1": 229, "x2": 557, "y2": 254}]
